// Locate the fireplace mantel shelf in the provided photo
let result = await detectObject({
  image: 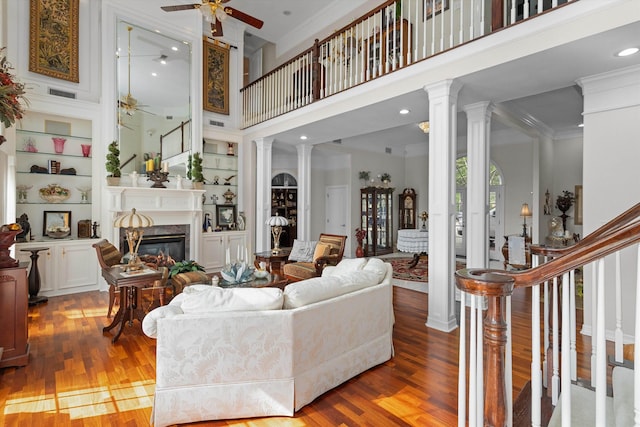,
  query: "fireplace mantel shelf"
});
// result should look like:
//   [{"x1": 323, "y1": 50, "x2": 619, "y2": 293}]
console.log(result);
[{"x1": 105, "y1": 186, "x2": 206, "y2": 214}]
